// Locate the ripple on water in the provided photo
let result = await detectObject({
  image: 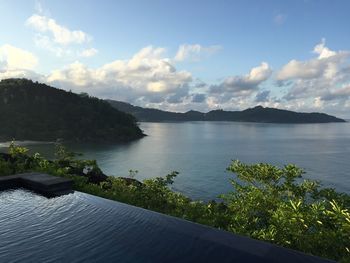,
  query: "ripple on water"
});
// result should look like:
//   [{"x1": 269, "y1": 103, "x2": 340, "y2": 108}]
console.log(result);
[
  {"x1": 0, "y1": 189, "x2": 204, "y2": 262},
  {"x1": 0, "y1": 189, "x2": 333, "y2": 263}
]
